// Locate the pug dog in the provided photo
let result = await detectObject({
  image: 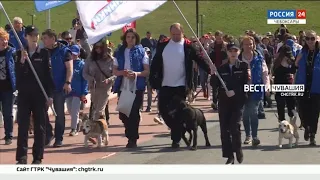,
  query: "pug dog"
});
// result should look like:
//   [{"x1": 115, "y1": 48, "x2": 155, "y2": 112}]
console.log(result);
[
  {"x1": 82, "y1": 118, "x2": 109, "y2": 148},
  {"x1": 278, "y1": 110, "x2": 299, "y2": 148}
]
